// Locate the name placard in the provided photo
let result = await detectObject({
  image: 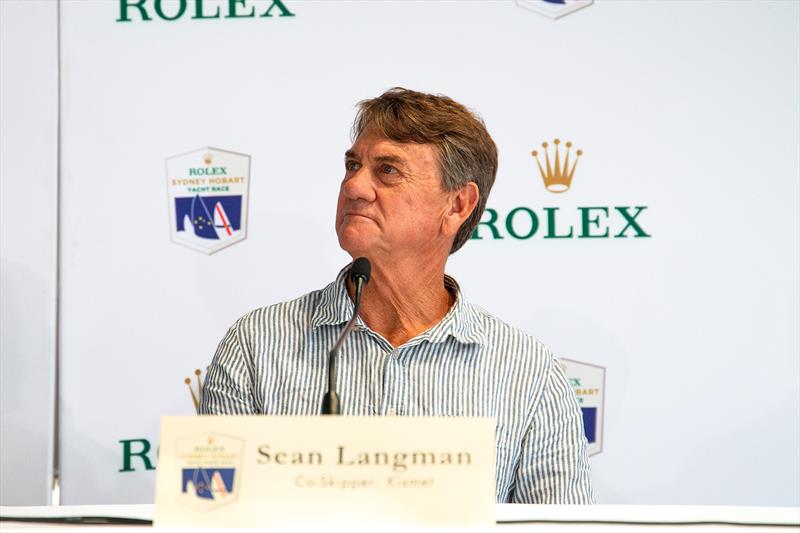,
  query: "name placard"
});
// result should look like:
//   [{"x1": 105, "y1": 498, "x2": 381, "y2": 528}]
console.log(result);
[{"x1": 154, "y1": 416, "x2": 495, "y2": 529}]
